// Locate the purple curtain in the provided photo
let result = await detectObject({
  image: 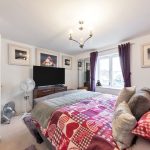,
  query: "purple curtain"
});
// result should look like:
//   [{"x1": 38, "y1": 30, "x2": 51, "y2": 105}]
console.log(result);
[
  {"x1": 90, "y1": 51, "x2": 98, "y2": 91},
  {"x1": 118, "y1": 42, "x2": 131, "y2": 87}
]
